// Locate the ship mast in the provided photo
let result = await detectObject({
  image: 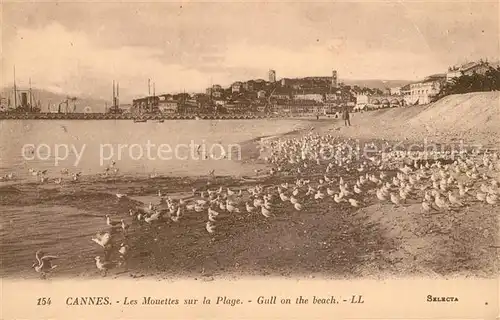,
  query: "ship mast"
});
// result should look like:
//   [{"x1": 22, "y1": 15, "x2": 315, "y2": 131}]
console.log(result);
[
  {"x1": 210, "y1": 77, "x2": 213, "y2": 102},
  {"x1": 30, "y1": 77, "x2": 33, "y2": 111},
  {"x1": 147, "y1": 78, "x2": 151, "y2": 113},
  {"x1": 13, "y1": 66, "x2": 17, "y2": 109}
]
